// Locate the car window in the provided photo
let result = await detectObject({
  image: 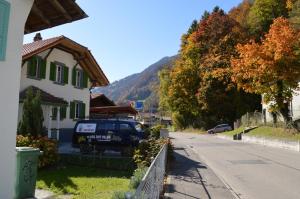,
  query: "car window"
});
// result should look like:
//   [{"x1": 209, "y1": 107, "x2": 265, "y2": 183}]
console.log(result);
[
  {"x1": 105, "y1": 122, "x2": 116, "y2": 130},
  {"x1": 120, "y1": 123, "x2": 132, "y2": 130},
  {"x1": 120, "y1": 123, "x2": 136, "y2": 135},
  {"x1": 97, "y1": 123, "x2": 106, "y2": 131}
]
